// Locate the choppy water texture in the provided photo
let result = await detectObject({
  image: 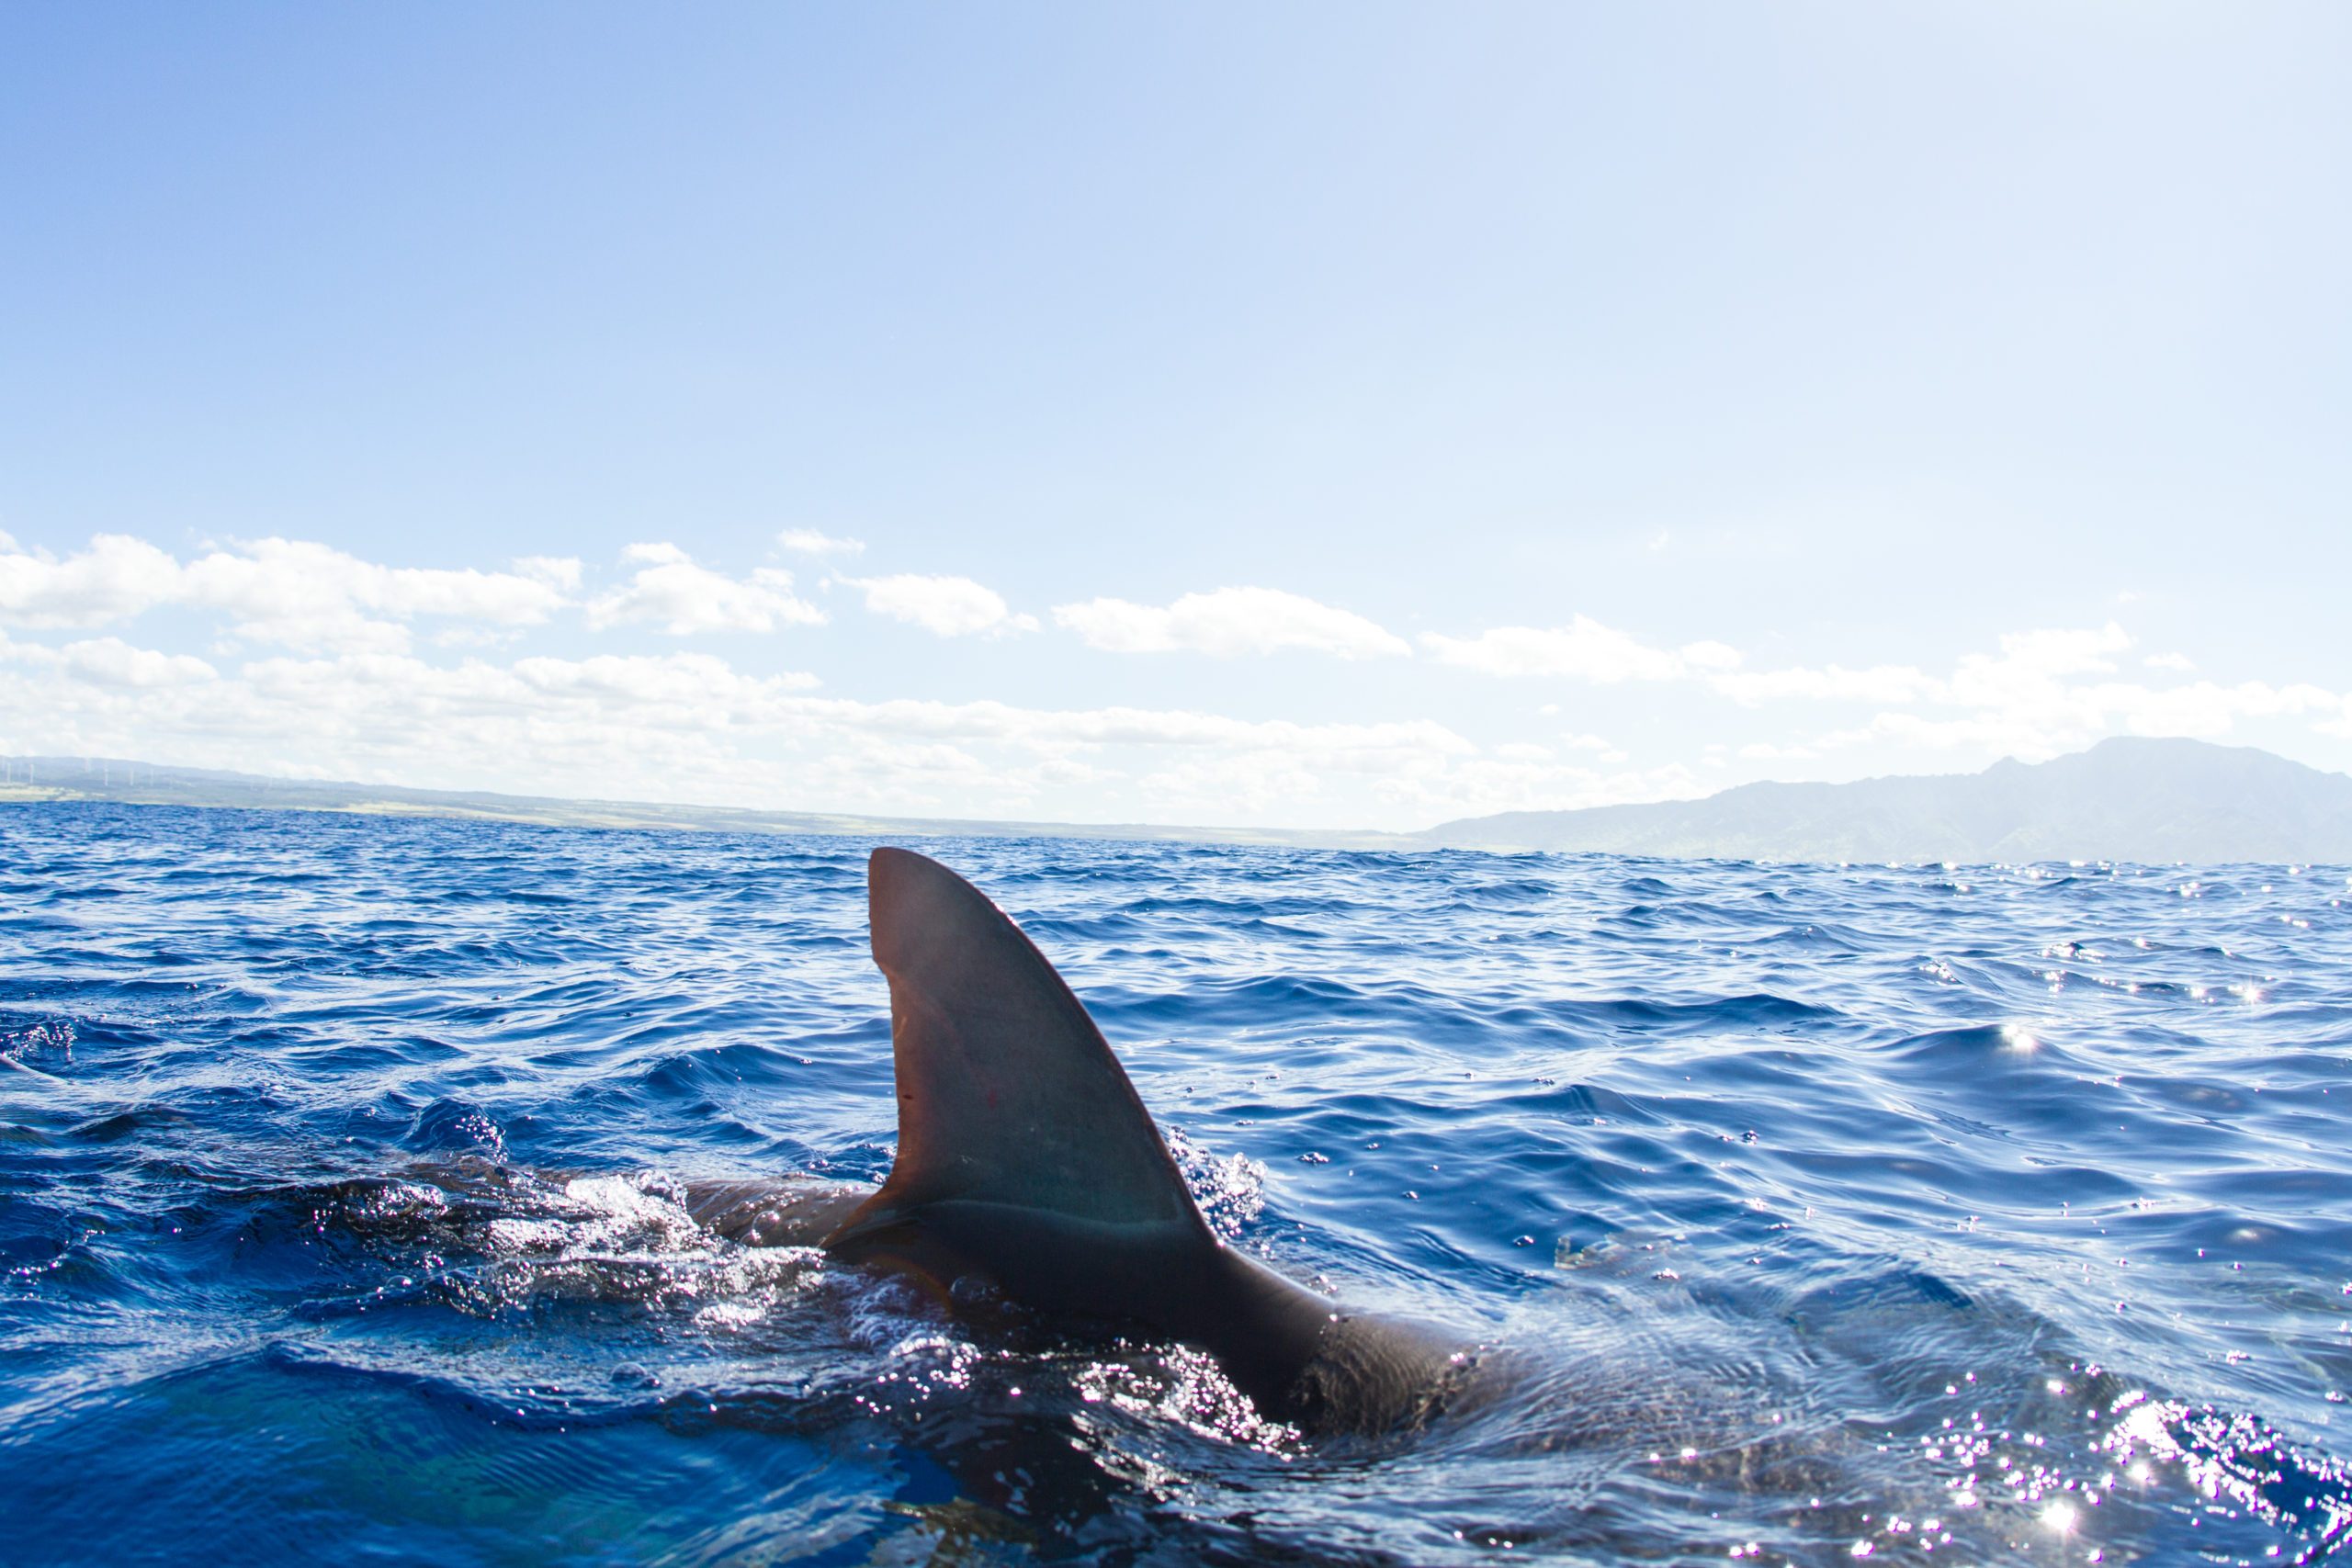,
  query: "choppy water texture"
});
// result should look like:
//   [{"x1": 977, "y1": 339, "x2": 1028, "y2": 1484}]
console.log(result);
[{"x1": 4, "y1": 802, "x2": 2350, "y2": 1566}]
